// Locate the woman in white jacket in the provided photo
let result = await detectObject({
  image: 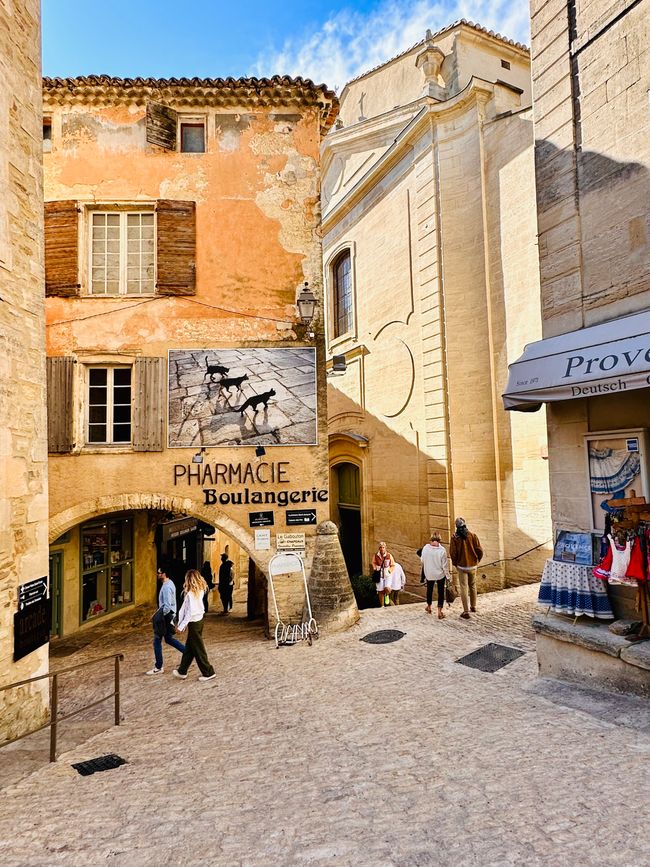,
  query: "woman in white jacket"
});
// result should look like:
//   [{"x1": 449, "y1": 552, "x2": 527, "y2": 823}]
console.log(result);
[
  {"x1": 173, "y1": 570, "x2": 216, "y2": 681},
  {"x1": 419, "y1": 532, "x2": 451, "y2": 619}
]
